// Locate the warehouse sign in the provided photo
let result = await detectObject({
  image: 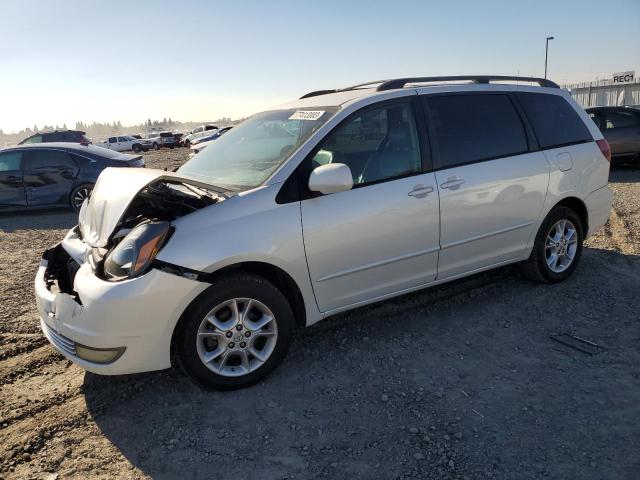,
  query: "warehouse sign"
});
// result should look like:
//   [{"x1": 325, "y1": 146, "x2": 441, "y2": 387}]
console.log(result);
[{"x1": 612, "y1": 71, "x2": 635, "y2": 84}]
